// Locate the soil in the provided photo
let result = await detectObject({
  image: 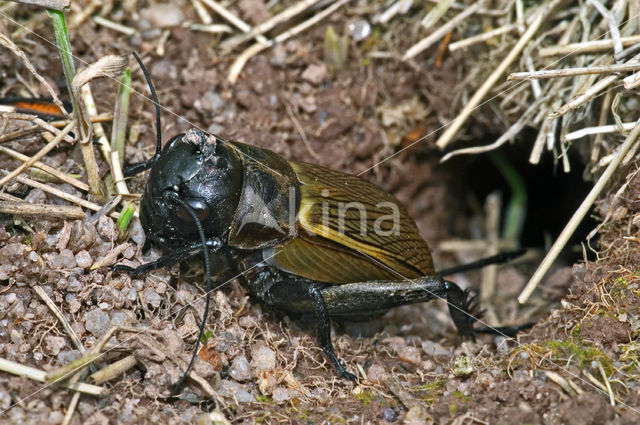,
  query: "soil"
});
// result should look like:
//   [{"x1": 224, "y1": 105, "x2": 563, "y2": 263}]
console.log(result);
[{"x1": 1, "y1": 2, "x2": 639, "y2": 425}]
